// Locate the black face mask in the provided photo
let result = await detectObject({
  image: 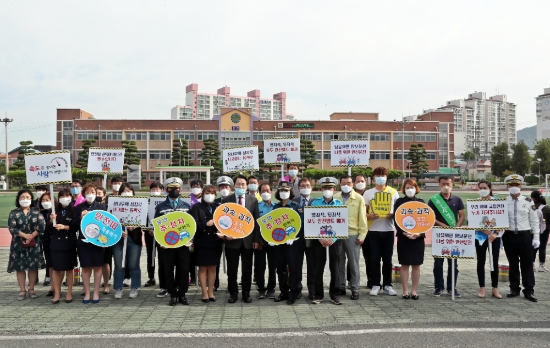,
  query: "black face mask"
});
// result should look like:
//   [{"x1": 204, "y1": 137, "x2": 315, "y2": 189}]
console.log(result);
[
  {"x1": 95, "y1": 197, "x2": 103, "y2": 203},
  {"x1": 168, "y1": 189, "x2": 180, "y2": 199}
]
